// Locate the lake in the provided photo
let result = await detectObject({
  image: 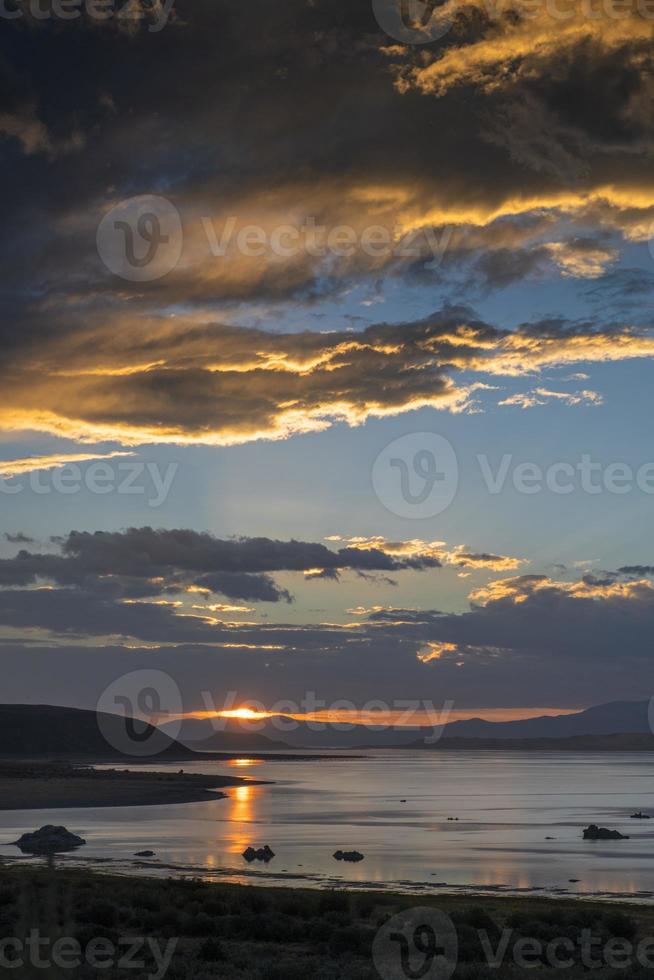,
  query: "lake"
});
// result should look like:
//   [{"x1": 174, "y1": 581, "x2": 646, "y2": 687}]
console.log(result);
[{"x1": 1, "y1": 751, "x2": 654, "y2": 901}]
